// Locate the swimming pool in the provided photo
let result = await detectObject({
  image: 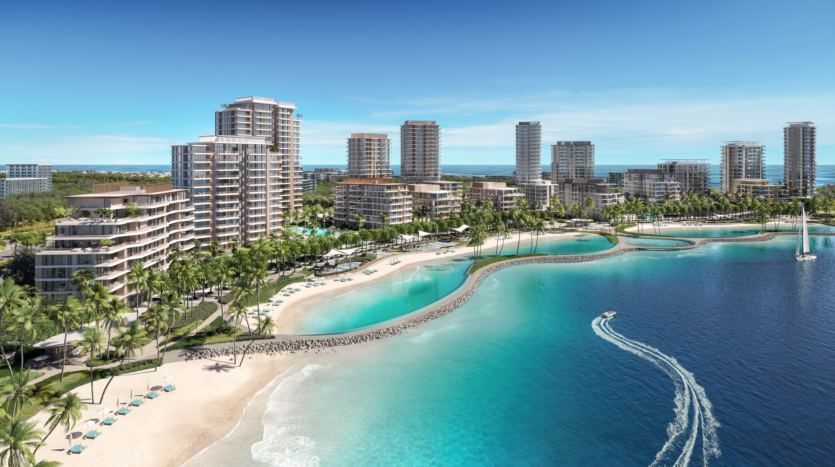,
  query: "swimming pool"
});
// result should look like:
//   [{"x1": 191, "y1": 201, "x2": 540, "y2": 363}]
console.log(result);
[
  {"x1": 626, "y1": 237, "x2": 694, "y2": 248},
  {"x1": 292, "y1": 227, "x2": 331, "y2": 236}
]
